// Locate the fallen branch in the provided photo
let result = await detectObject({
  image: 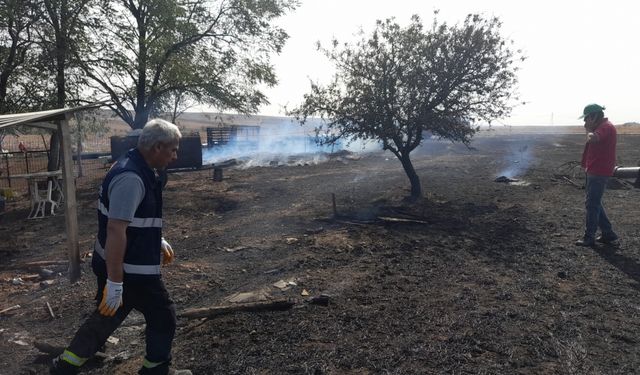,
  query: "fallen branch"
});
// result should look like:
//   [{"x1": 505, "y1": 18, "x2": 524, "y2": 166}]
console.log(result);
[
  {"x1": 7, "y1": 274, "x2": 40, "y2": 282},
  {"x1": 328, "y1": 218, "x2": 375, "y2": 226},
  {"x1": 0, "y1": 304, "x2": 20, "y2": 315},
  {"x1": 17, "y1": 260, "x2": 69, "y2": 269},
  {"x1": 178, "y1": 298, "x2": 296, "y2": 320},
  {"x1": 34, "y1": 341, "x2": 108, "y2": 360},
  {"x1": 46, "y1": 302, "x2": 55, "y2": 318},
  {"x1": 377, "y1": 216, "x2": 429, "y2": 225},
  {"x1": 561, "y1": 176, "x2": 581, "y2": 188}
]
